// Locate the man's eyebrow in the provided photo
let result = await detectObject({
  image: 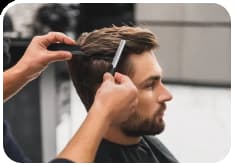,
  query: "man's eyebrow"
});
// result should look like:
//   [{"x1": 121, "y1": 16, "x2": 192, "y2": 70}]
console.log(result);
[{"x1": 144, "y1": 76, "x2": 161, "y2": 82}]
